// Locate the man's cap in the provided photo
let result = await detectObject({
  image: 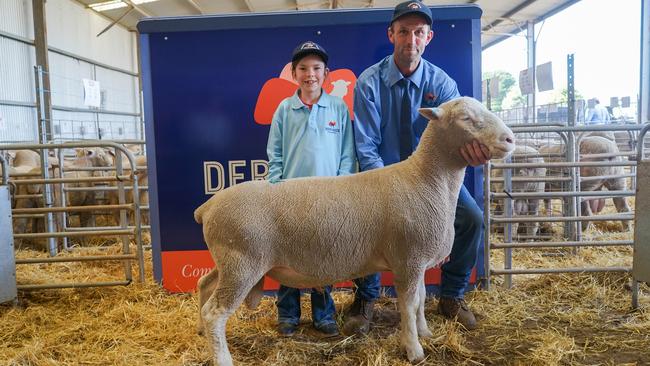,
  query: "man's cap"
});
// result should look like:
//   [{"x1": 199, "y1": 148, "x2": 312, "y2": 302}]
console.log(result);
[
  {"x1": 292, "y1": 41, "x2": 328, "y2": 64},
  {"x1": 391, "y1": 1, "x2": 433, "y2": 26}
]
